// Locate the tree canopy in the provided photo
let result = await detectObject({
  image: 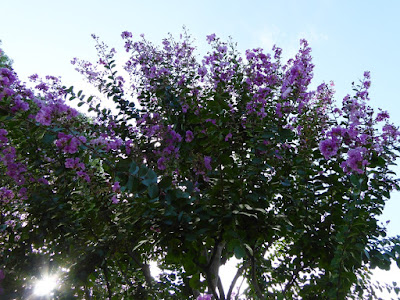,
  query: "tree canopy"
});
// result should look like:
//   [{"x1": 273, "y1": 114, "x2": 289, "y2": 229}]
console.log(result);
[{"x1": 1, "y1": 31, "x2": 400, "y2": 299}]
